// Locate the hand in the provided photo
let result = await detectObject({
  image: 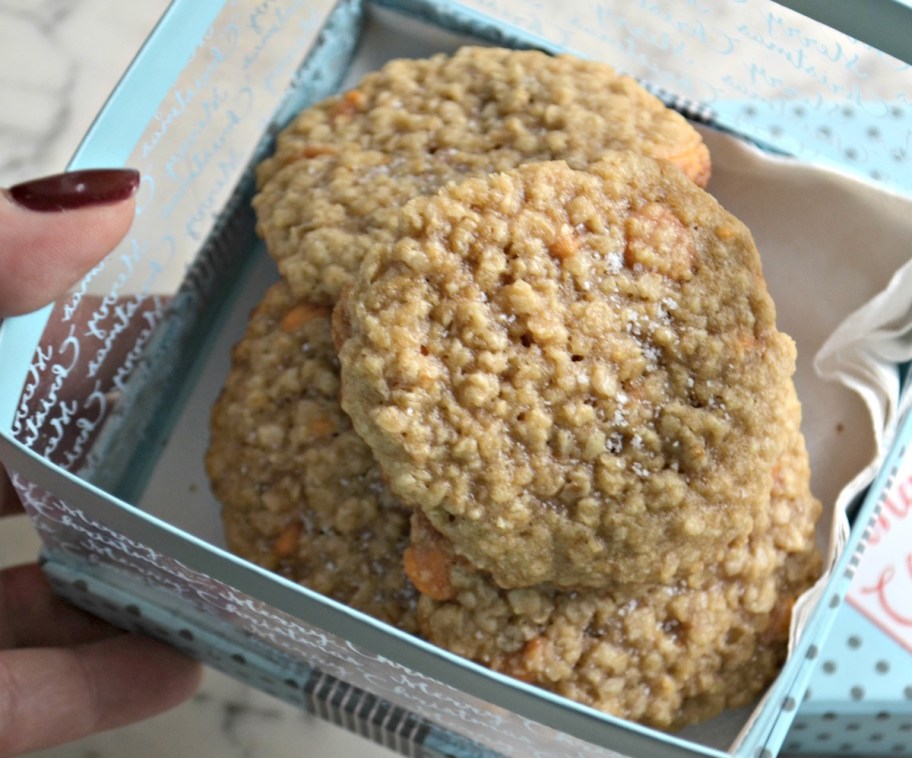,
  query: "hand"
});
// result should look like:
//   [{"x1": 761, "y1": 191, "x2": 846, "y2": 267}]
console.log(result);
[{"x1": 0, "y1": 170, "x2": 202, "y2": 756}]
